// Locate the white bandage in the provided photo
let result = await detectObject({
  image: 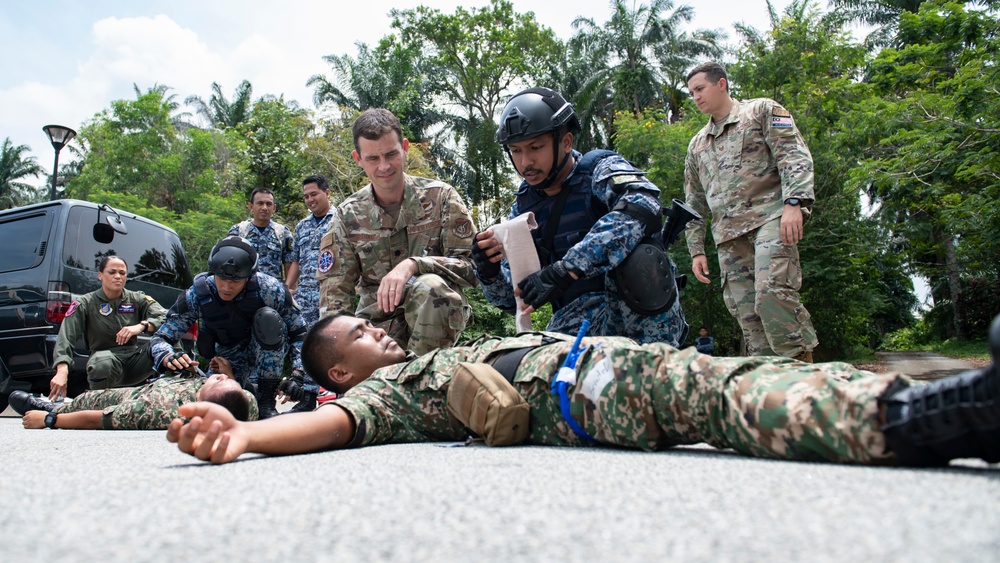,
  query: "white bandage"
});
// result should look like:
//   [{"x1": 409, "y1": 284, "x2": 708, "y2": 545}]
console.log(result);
[{"x1": 490, "y1": 212, "x2": 541, "y2": 332}]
